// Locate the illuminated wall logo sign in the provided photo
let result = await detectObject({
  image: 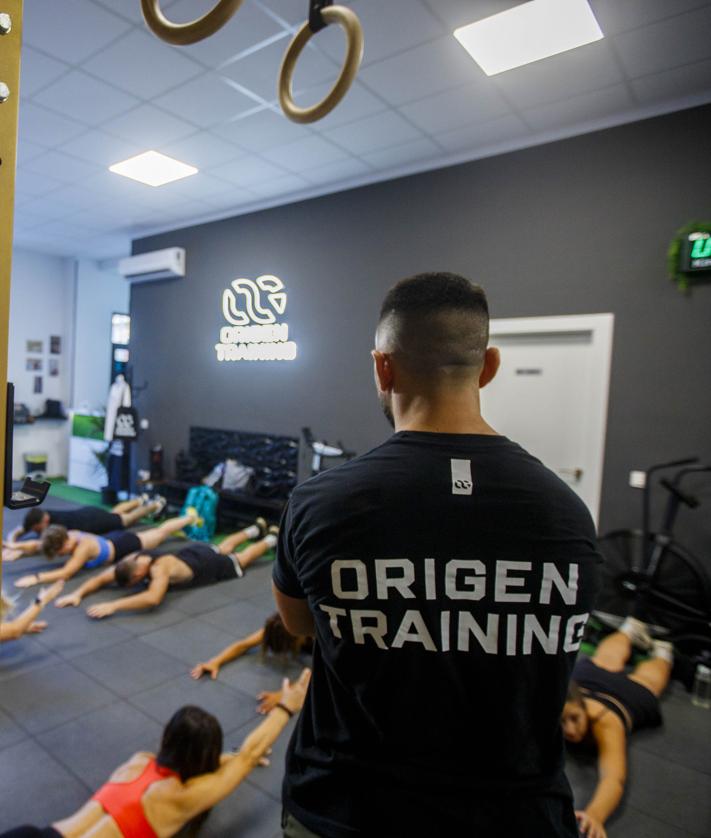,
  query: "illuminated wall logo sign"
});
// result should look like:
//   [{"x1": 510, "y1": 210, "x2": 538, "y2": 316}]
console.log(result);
[{"x1": 215, "y1": 275, "x2": 297, "y2": 362}]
